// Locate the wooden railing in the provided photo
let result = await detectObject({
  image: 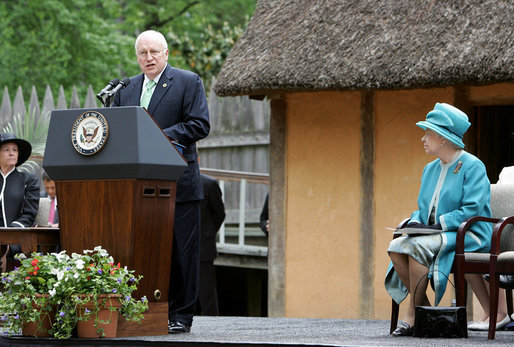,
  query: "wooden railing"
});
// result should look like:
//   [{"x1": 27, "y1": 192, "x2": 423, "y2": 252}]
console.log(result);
[{"x1": 200, "y1": 168, "x2": 269, "y2": 258}]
